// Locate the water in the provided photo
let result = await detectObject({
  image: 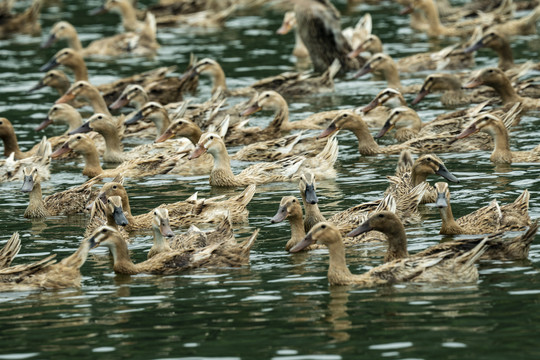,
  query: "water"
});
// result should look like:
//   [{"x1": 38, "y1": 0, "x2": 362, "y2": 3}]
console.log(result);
[{"x1": 1, "y1": 1, "x2": 540, "y2": 359}]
